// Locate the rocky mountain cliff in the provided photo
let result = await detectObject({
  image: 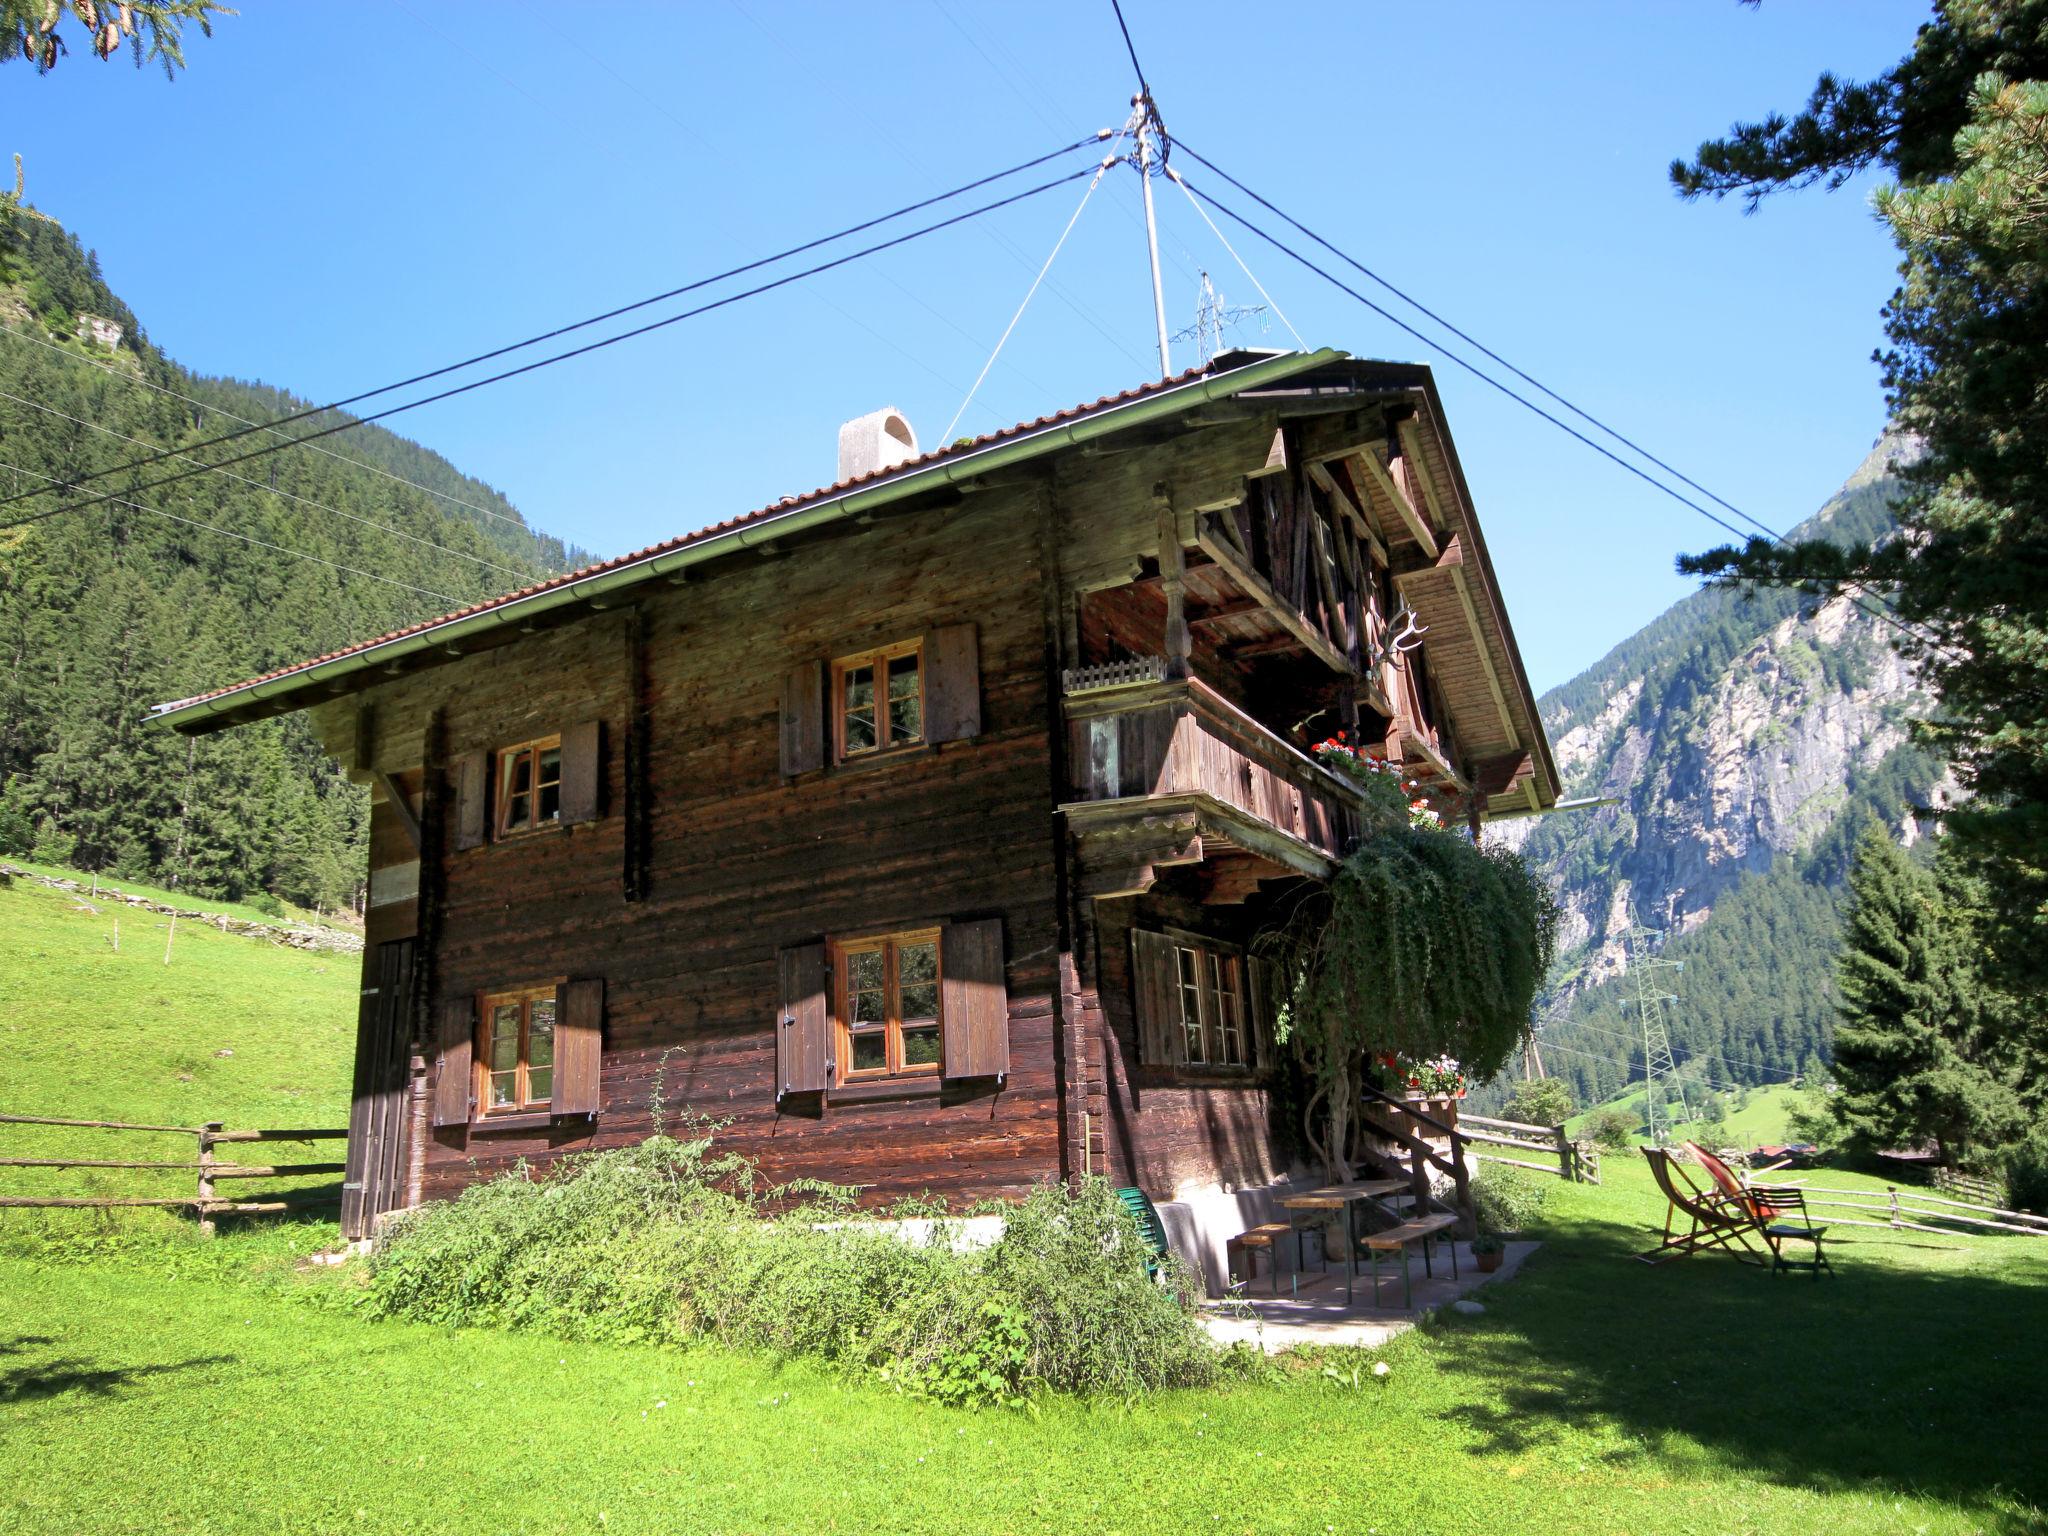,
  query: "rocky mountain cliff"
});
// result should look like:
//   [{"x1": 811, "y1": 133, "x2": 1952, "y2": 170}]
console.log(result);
[{"x1": 1492, "y1": 435, "x2": 1947, "y2": 1106}]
